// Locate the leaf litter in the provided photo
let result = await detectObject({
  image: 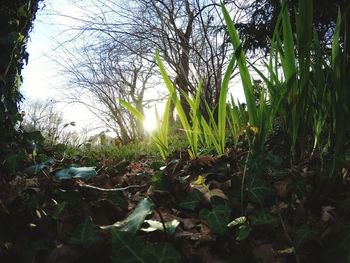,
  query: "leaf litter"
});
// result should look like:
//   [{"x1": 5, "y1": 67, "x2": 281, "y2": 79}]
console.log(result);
[{"x1": 1, "y1": 150, "x2": 350, "y2": 263}]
